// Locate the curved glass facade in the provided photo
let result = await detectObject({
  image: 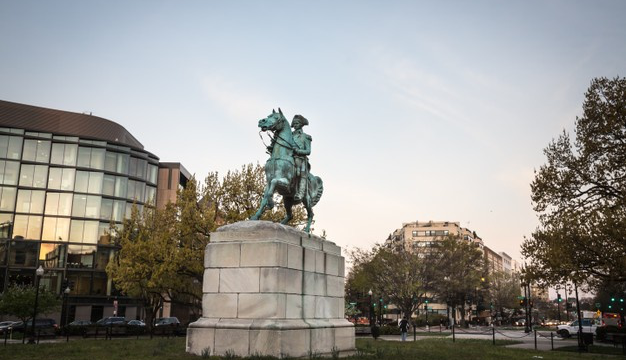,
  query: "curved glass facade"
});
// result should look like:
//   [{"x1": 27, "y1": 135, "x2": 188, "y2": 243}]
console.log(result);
[{"x1": 0, "y1": 123, "x2": 160, "y2": 321}]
